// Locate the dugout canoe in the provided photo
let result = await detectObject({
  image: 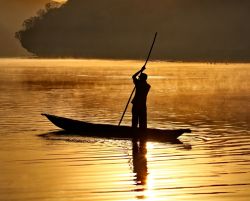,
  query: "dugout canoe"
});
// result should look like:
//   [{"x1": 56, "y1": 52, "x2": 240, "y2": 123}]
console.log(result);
[{"x1": 42, "y1": 113, "x2": 191, "y2": 141}]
